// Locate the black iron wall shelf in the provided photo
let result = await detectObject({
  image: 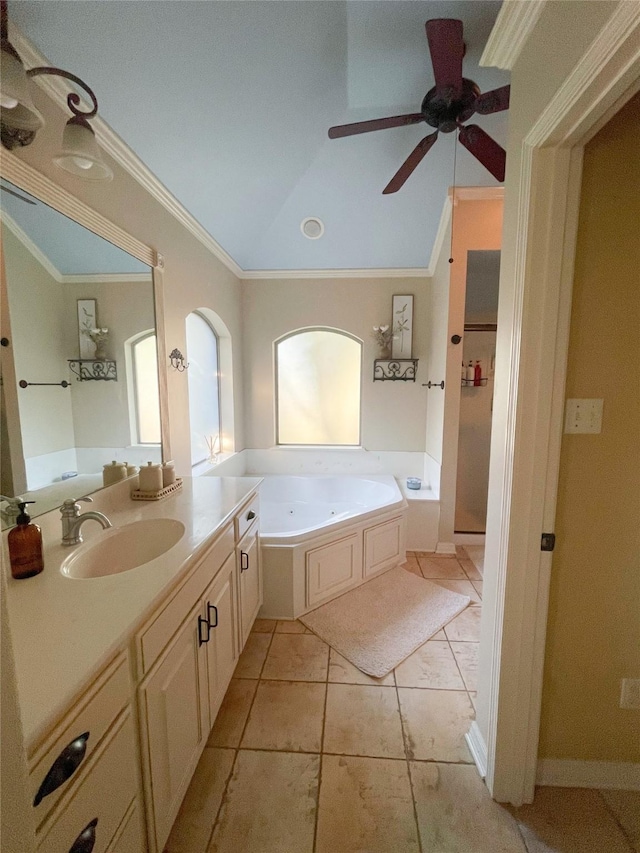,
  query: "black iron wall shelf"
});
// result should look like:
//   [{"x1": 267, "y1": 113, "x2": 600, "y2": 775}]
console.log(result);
[
  {"x1": 373, "y1": 359, "x2": 418, "y2": 382},
  {"x1": 68, "y1": 359, "x2": 117, "y2": 381}
]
